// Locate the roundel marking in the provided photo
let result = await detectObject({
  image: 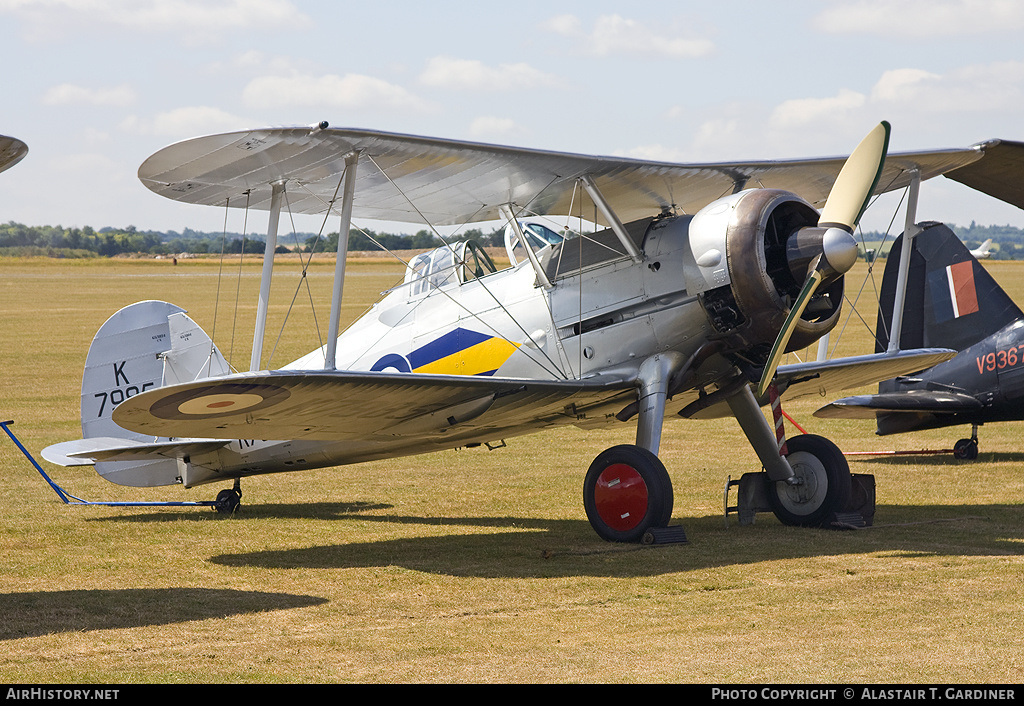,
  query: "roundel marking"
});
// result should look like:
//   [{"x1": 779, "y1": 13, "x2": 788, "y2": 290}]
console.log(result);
[
  {"x1": 148, "y1": 383, "x2": 291, "y2": 421},
  {"x1": 177, "y1": 393, "x2": 267, "y2": 416},
  {"x1": 371, "y1": 353, "x2": 412, "y2": 373}
]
